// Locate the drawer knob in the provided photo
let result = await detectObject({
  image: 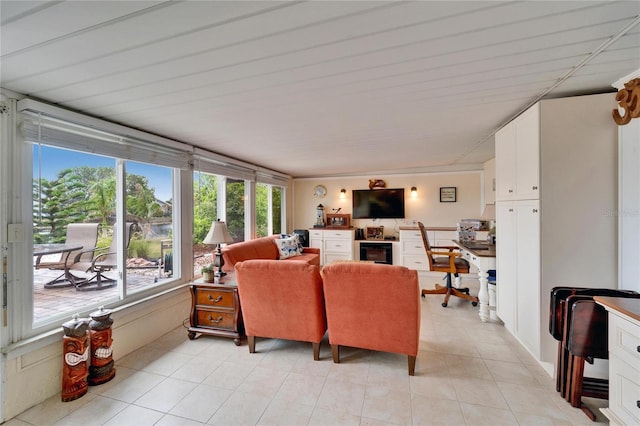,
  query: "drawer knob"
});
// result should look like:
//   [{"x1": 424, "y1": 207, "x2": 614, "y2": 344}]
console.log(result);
[
  {"x1": 637, "y1": 400, "x2": 640, "y2": 409},
  {"x1": 208, "y1": 295, "x2": 223, "y2": 303},
  {"x1": 637, "y1": 345, "x2": 640, "y2": 353},
  {"x1": 208, "y1": 315, "x2": 223, "y2": 323}
]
